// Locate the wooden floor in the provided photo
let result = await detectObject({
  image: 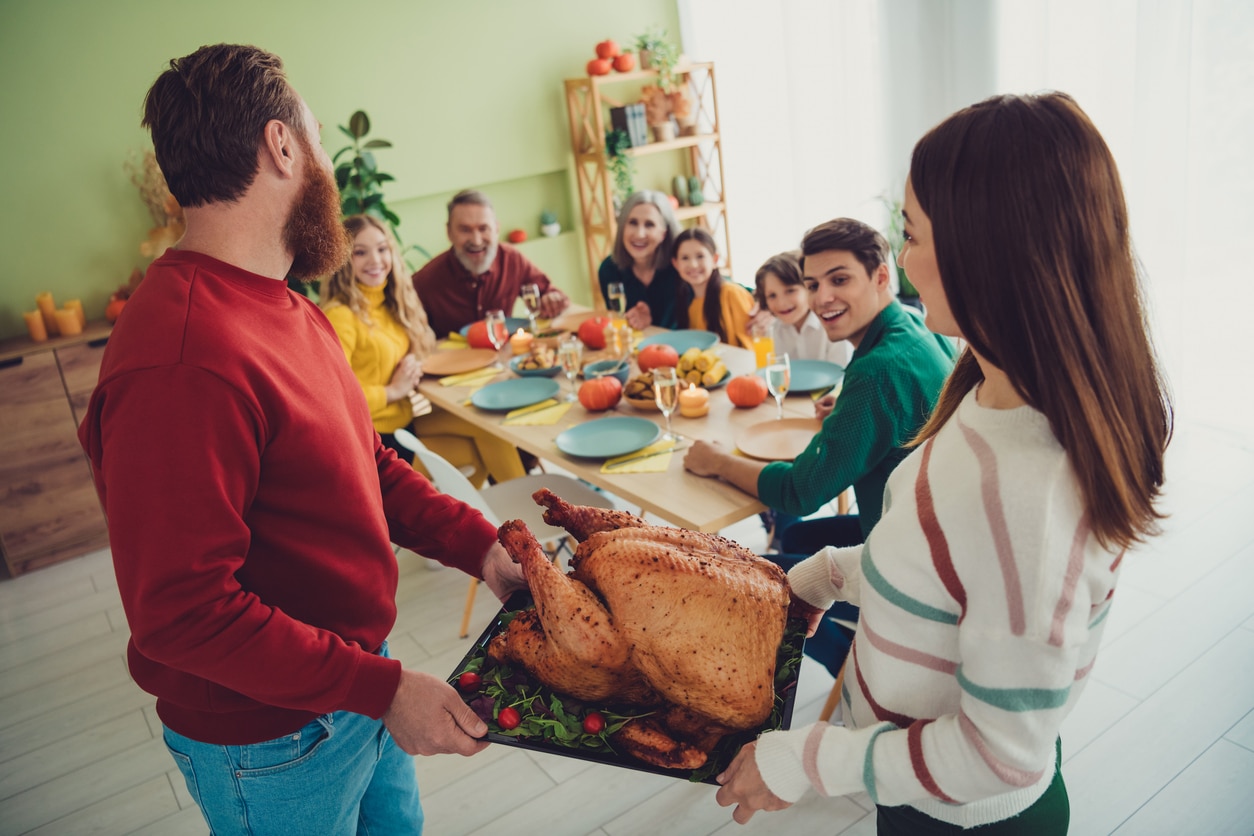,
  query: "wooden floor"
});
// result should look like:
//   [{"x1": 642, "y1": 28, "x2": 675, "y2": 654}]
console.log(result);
[{"x1": 2, "y1": 417, "x2": 1253, "y2": 835}]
